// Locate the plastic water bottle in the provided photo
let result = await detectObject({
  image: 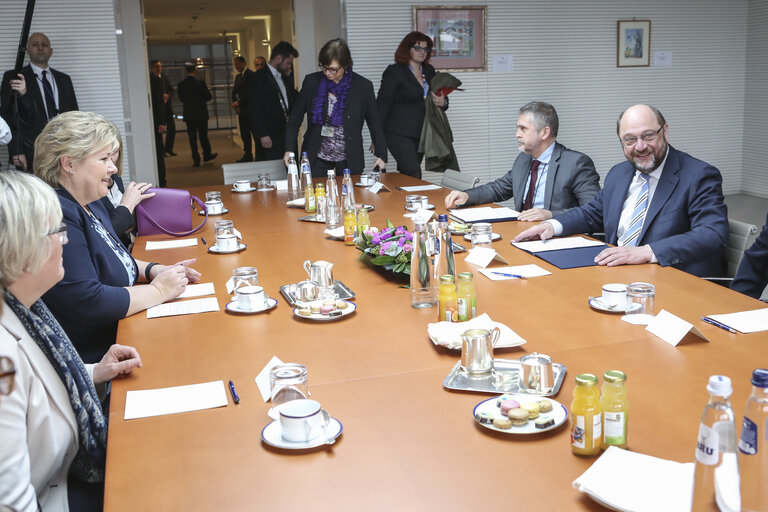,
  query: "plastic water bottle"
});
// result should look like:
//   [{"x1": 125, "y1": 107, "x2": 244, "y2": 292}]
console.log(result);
[
  {"x1": 691, "y1": 375, "x2": 741, "y2": 512},
  {"x1": 341, "y1": 168, "x2": 356, "y2": 211},
  {"x1": 410, "y1": 218, "x2": 436, "y2": 308},
  {"x1": 433, "y1": 214, "x2": 456, "y2": 283},
  {"x1": 325, "y1": 169, "x2": 342, "y2": 230},
  {"x1": 739, "y1": 368, "x2": 768, "y2": 511},
  {"x1": 300, "y1": 152, "x2": 312, "y2": 193},
  {"x1": 286, "y1": 152, "x2": 300, "y2": 200}
]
